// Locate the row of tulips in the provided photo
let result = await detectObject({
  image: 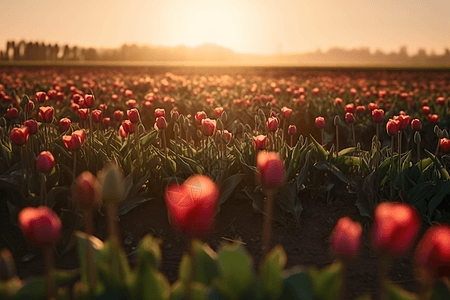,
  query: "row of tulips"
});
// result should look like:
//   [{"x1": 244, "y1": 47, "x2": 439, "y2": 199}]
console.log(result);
[{"x1": 1, "y1": 154, "x2": 450, "y2": 299}]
